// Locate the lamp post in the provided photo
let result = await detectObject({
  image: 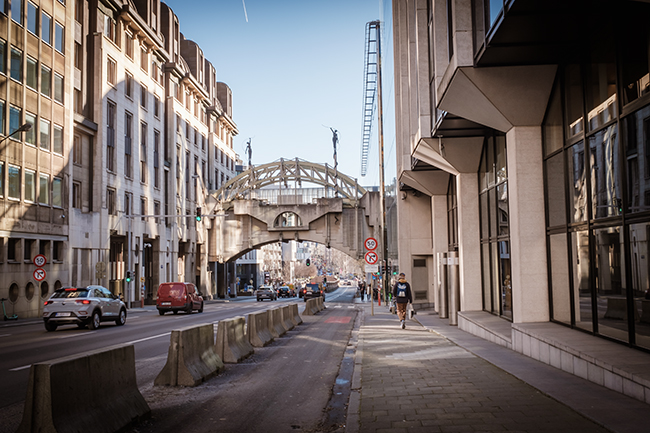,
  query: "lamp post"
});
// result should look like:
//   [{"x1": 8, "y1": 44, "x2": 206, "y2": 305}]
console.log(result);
[{"x1": 0, "y1": 123, "x2": 32, "y2": 144}]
